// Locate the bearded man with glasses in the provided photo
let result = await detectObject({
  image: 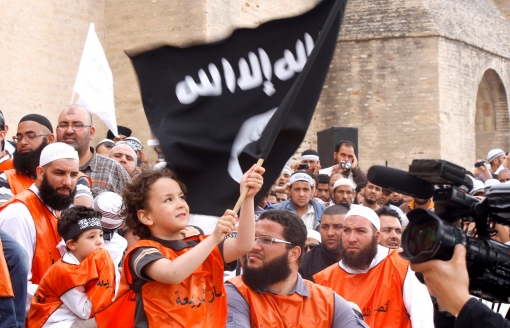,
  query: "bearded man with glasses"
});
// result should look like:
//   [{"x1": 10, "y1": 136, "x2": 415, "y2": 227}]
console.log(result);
[
  {"x1": 56, "y1": 105, "x2": 131, "y2": 197},
  {"x1": 0, "y1": 114, "x2": 93, "y2": 206},
  {"x1": 225, "y1": 210, "x2": 368, "y2": 328}
]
